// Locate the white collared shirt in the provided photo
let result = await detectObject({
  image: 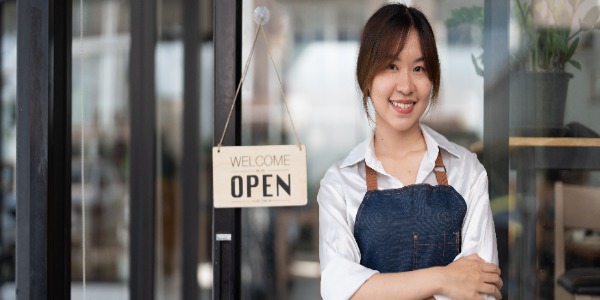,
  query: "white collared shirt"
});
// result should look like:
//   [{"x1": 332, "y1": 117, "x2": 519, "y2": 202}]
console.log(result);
[{"x1": 318, "y1": 124, "x2": 498, "y2": 300}]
